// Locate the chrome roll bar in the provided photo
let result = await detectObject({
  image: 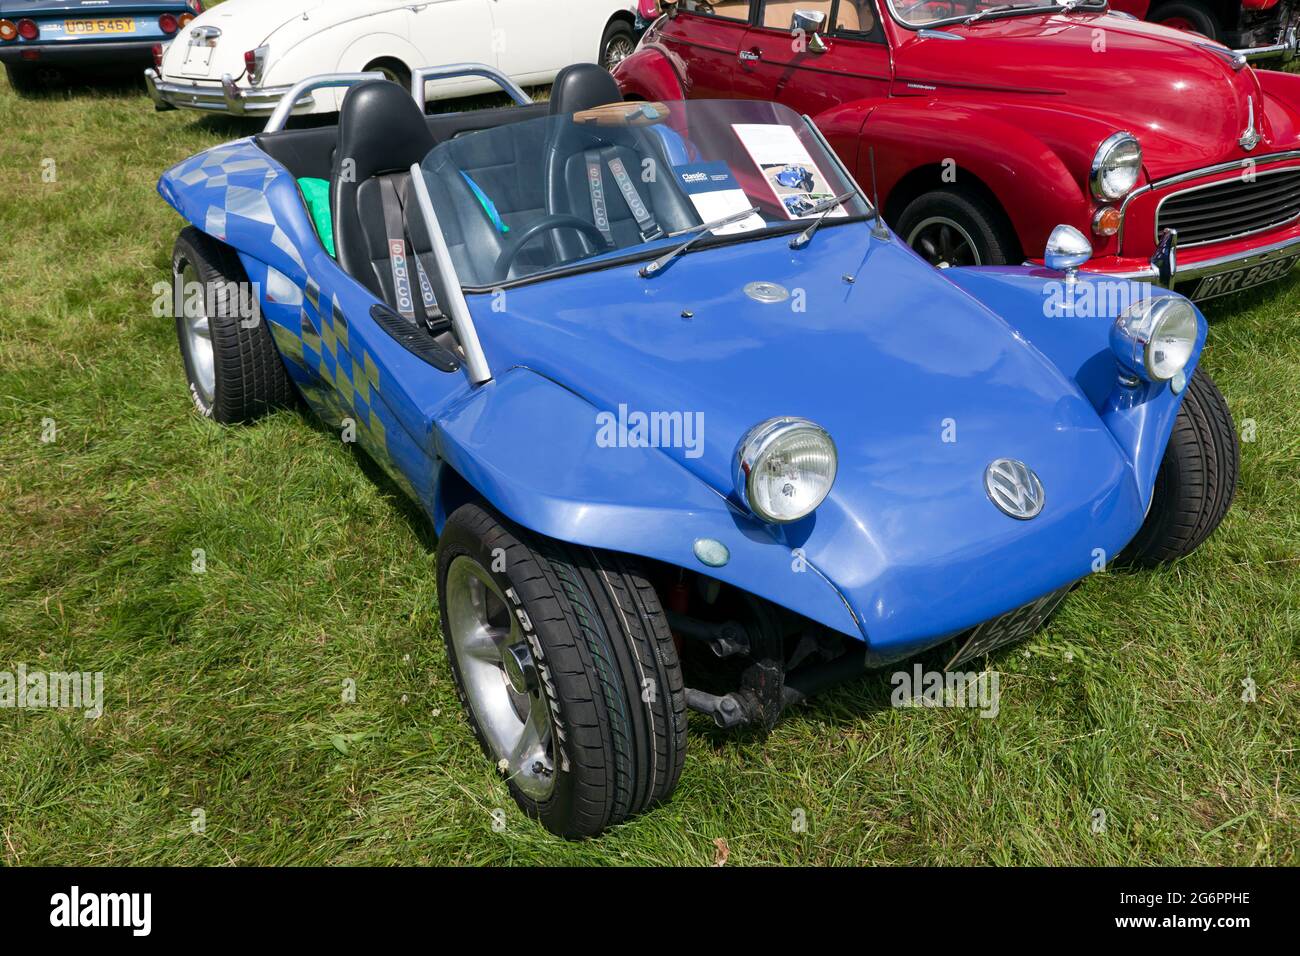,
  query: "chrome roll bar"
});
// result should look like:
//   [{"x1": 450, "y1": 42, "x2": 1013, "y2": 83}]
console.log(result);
[
  {"x1": 410, "y1": 63, "x2": 532, "y2": 108},
  {"x1": 263, "y1": 72, "x2": 385, "y2": 132},
  {"x1": 408, "y1": 163, "x2": 493, "y2": 386}
]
